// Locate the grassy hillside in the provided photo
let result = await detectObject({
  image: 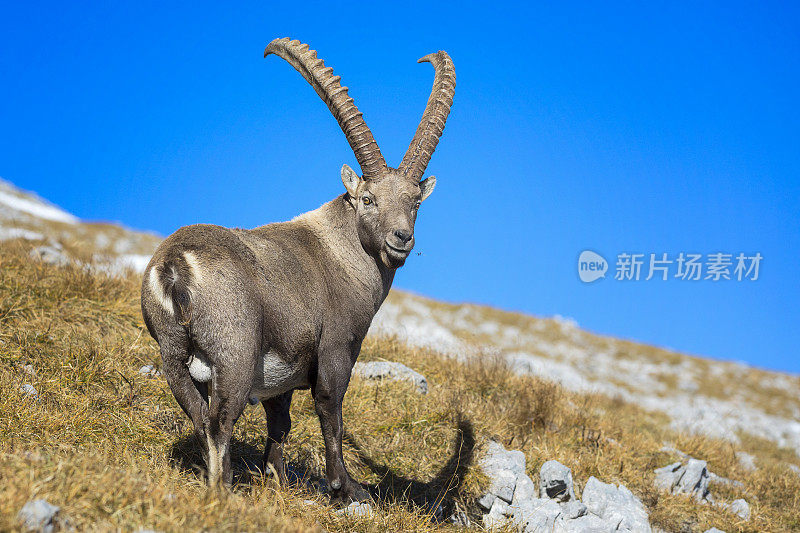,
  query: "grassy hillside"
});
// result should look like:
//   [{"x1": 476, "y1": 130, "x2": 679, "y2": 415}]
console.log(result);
[{"x1": 1, "y1": 241, "x2": 799, "y2": 532}]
